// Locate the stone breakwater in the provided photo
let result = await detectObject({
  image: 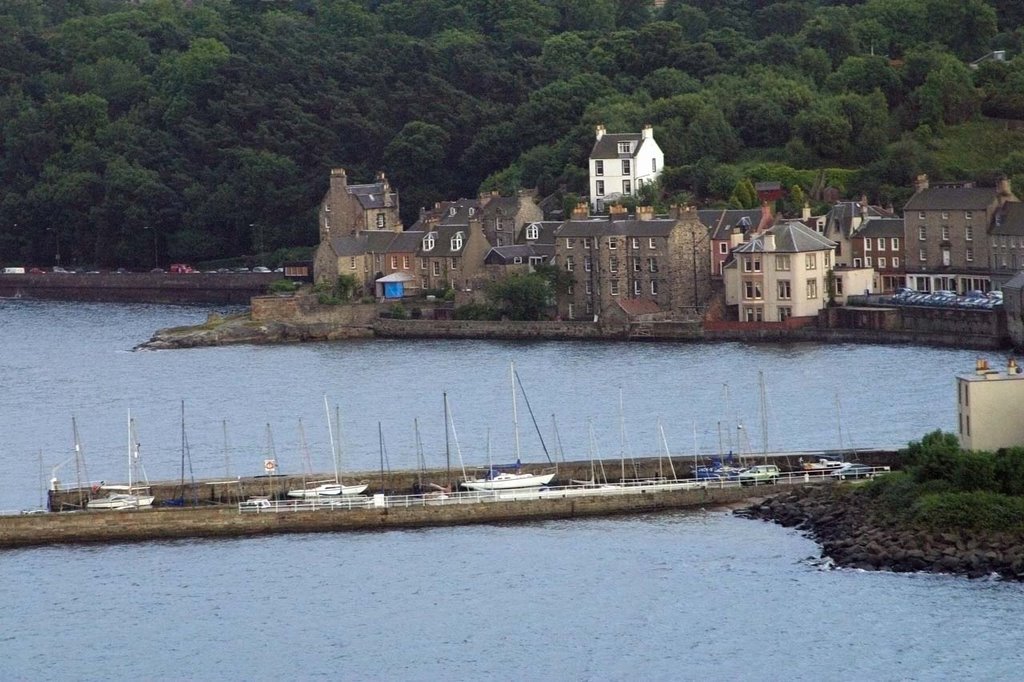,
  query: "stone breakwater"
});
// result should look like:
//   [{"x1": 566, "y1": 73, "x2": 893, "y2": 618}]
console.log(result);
[{"x1": 737, "y1": 484, "x2": 1024, "y2": 580}]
